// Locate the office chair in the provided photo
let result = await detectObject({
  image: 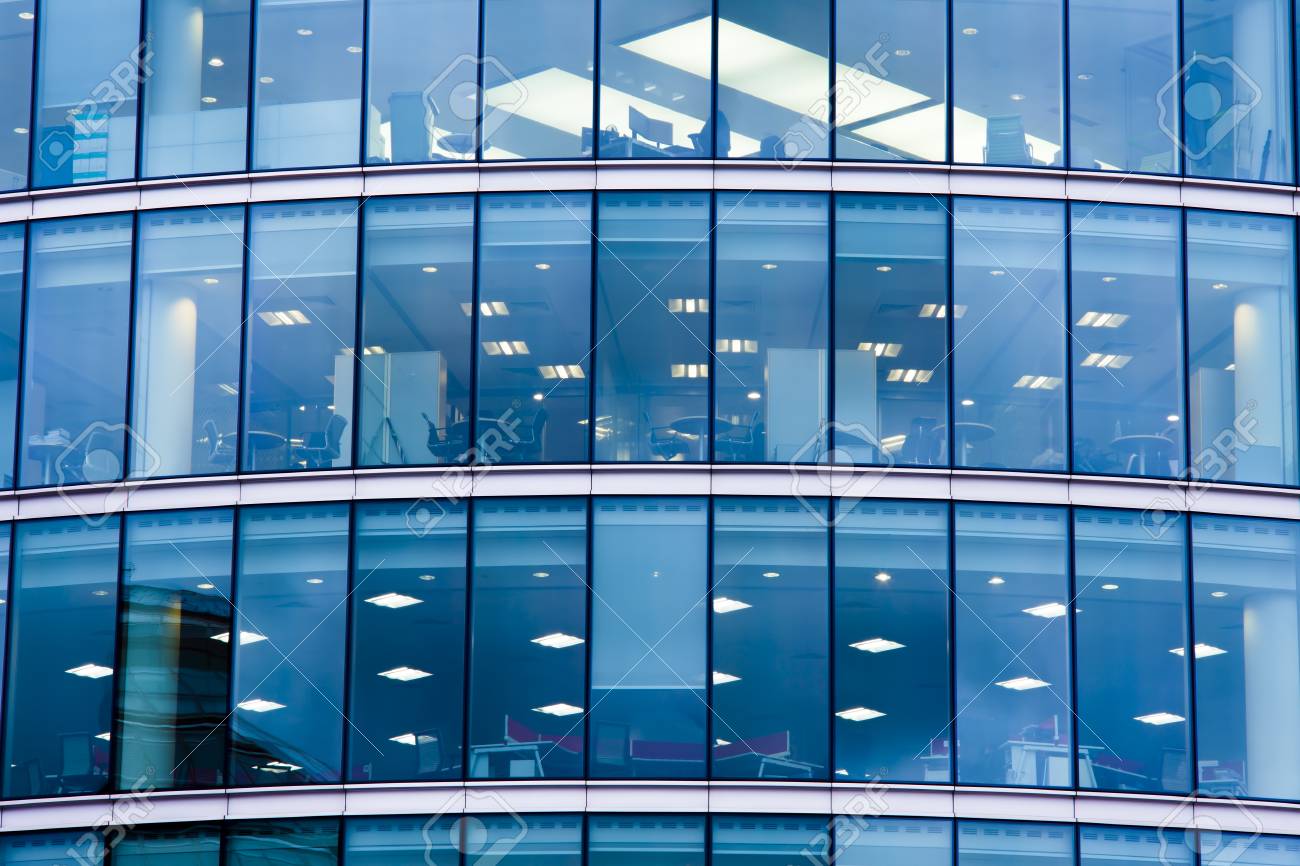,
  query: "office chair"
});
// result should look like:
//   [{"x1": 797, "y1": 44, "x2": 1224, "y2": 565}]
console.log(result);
[
  {"x1": 297, "y1": 414, "x2": 348, "y2": 468},
  {"x1": 984, "y1": 115, "x2": 1033, "y2": 165},
  {"x1": 201, "y1": 419, "x2": 236, "y2": 469}
]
